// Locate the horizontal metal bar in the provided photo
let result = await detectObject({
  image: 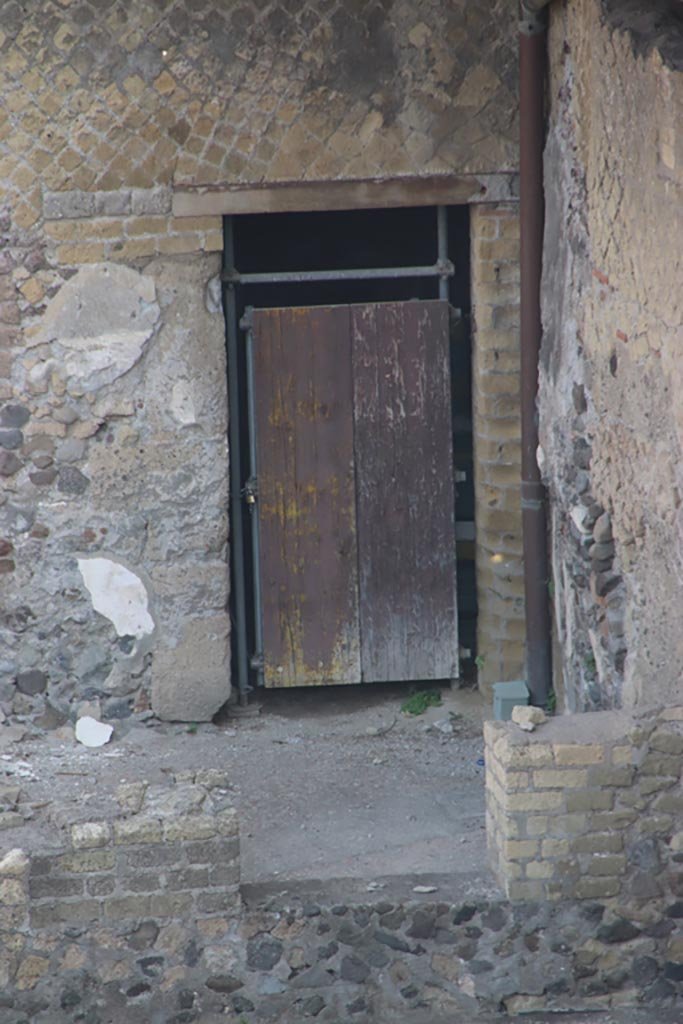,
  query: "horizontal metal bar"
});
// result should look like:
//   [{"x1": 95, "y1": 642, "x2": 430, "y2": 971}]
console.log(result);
[{"x1": 221, "y1": 260, "x2": 454, "y2": 287}]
